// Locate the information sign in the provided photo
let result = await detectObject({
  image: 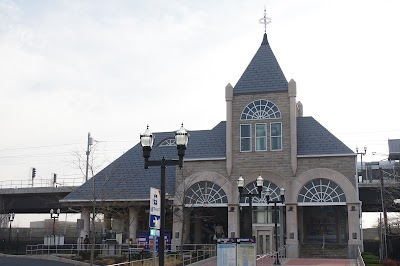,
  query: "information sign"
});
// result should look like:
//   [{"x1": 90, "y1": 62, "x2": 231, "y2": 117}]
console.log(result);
[{"x1": 149, "y1": 187, "x2": 161, "y2": 229}]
